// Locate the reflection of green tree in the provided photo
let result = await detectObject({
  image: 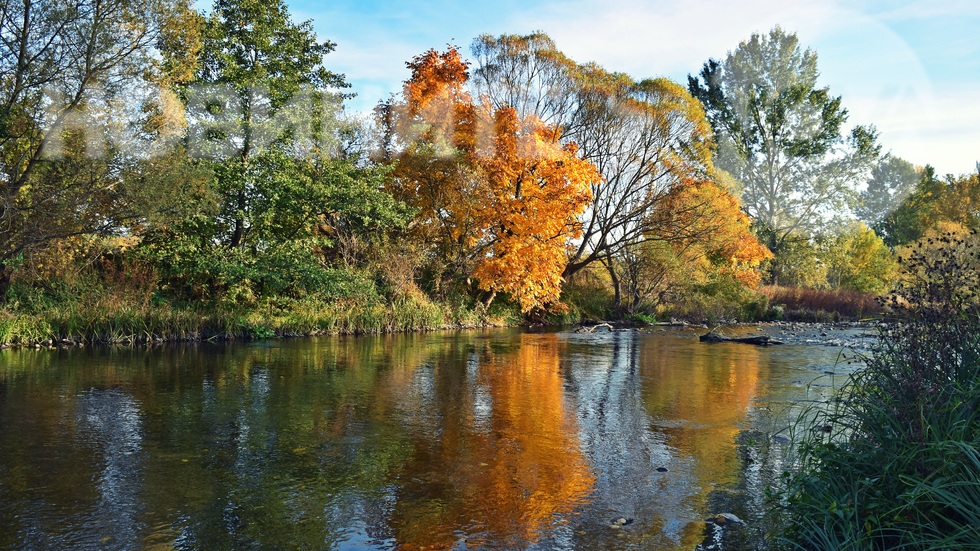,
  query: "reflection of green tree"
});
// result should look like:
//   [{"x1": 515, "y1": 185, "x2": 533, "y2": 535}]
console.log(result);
[
  {"x1": 0, "y1": 335, "x2": 449, "y2": 548},
  {"x1": 133, "y1": 336, "x2": 443, "y2": 548},
  {"x1": 1, "y1": 330, "x2": 592, "y2": 549}
]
